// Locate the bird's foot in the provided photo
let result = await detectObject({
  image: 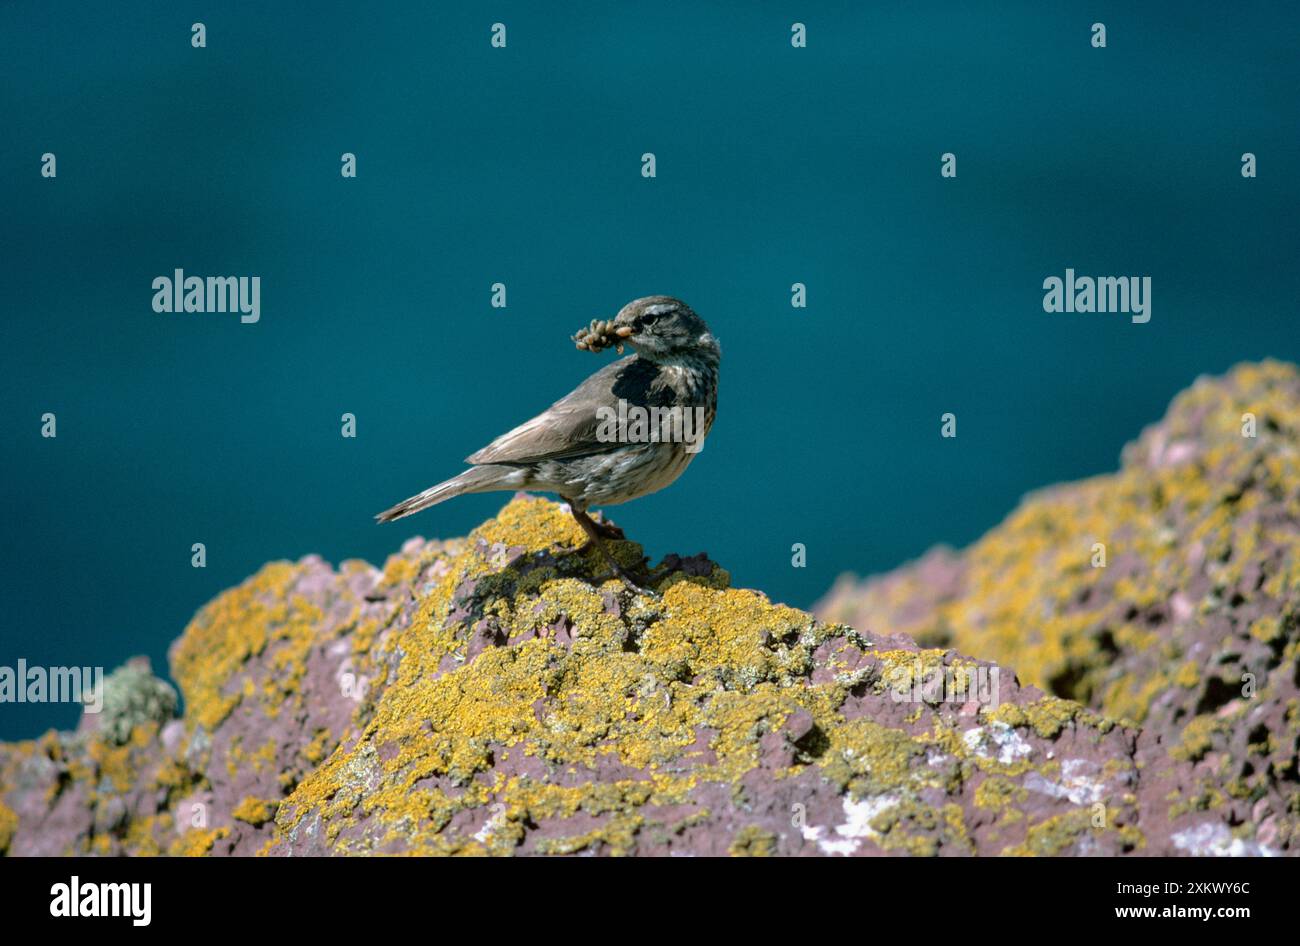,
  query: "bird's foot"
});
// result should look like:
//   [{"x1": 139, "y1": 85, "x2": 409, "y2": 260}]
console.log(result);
[
  {"x1": 565, "y1": 504, "x2": 656, "y2": 595},
  {"x1": 558, "y1": 542, "x2": 657, "y2": 595}
]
